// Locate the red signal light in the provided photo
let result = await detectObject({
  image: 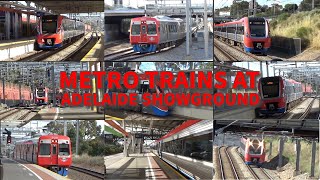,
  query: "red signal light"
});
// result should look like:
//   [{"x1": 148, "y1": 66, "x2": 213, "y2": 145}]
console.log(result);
[{"x1": 7, "y1": 136, "x2": 11, "y2": 144}]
